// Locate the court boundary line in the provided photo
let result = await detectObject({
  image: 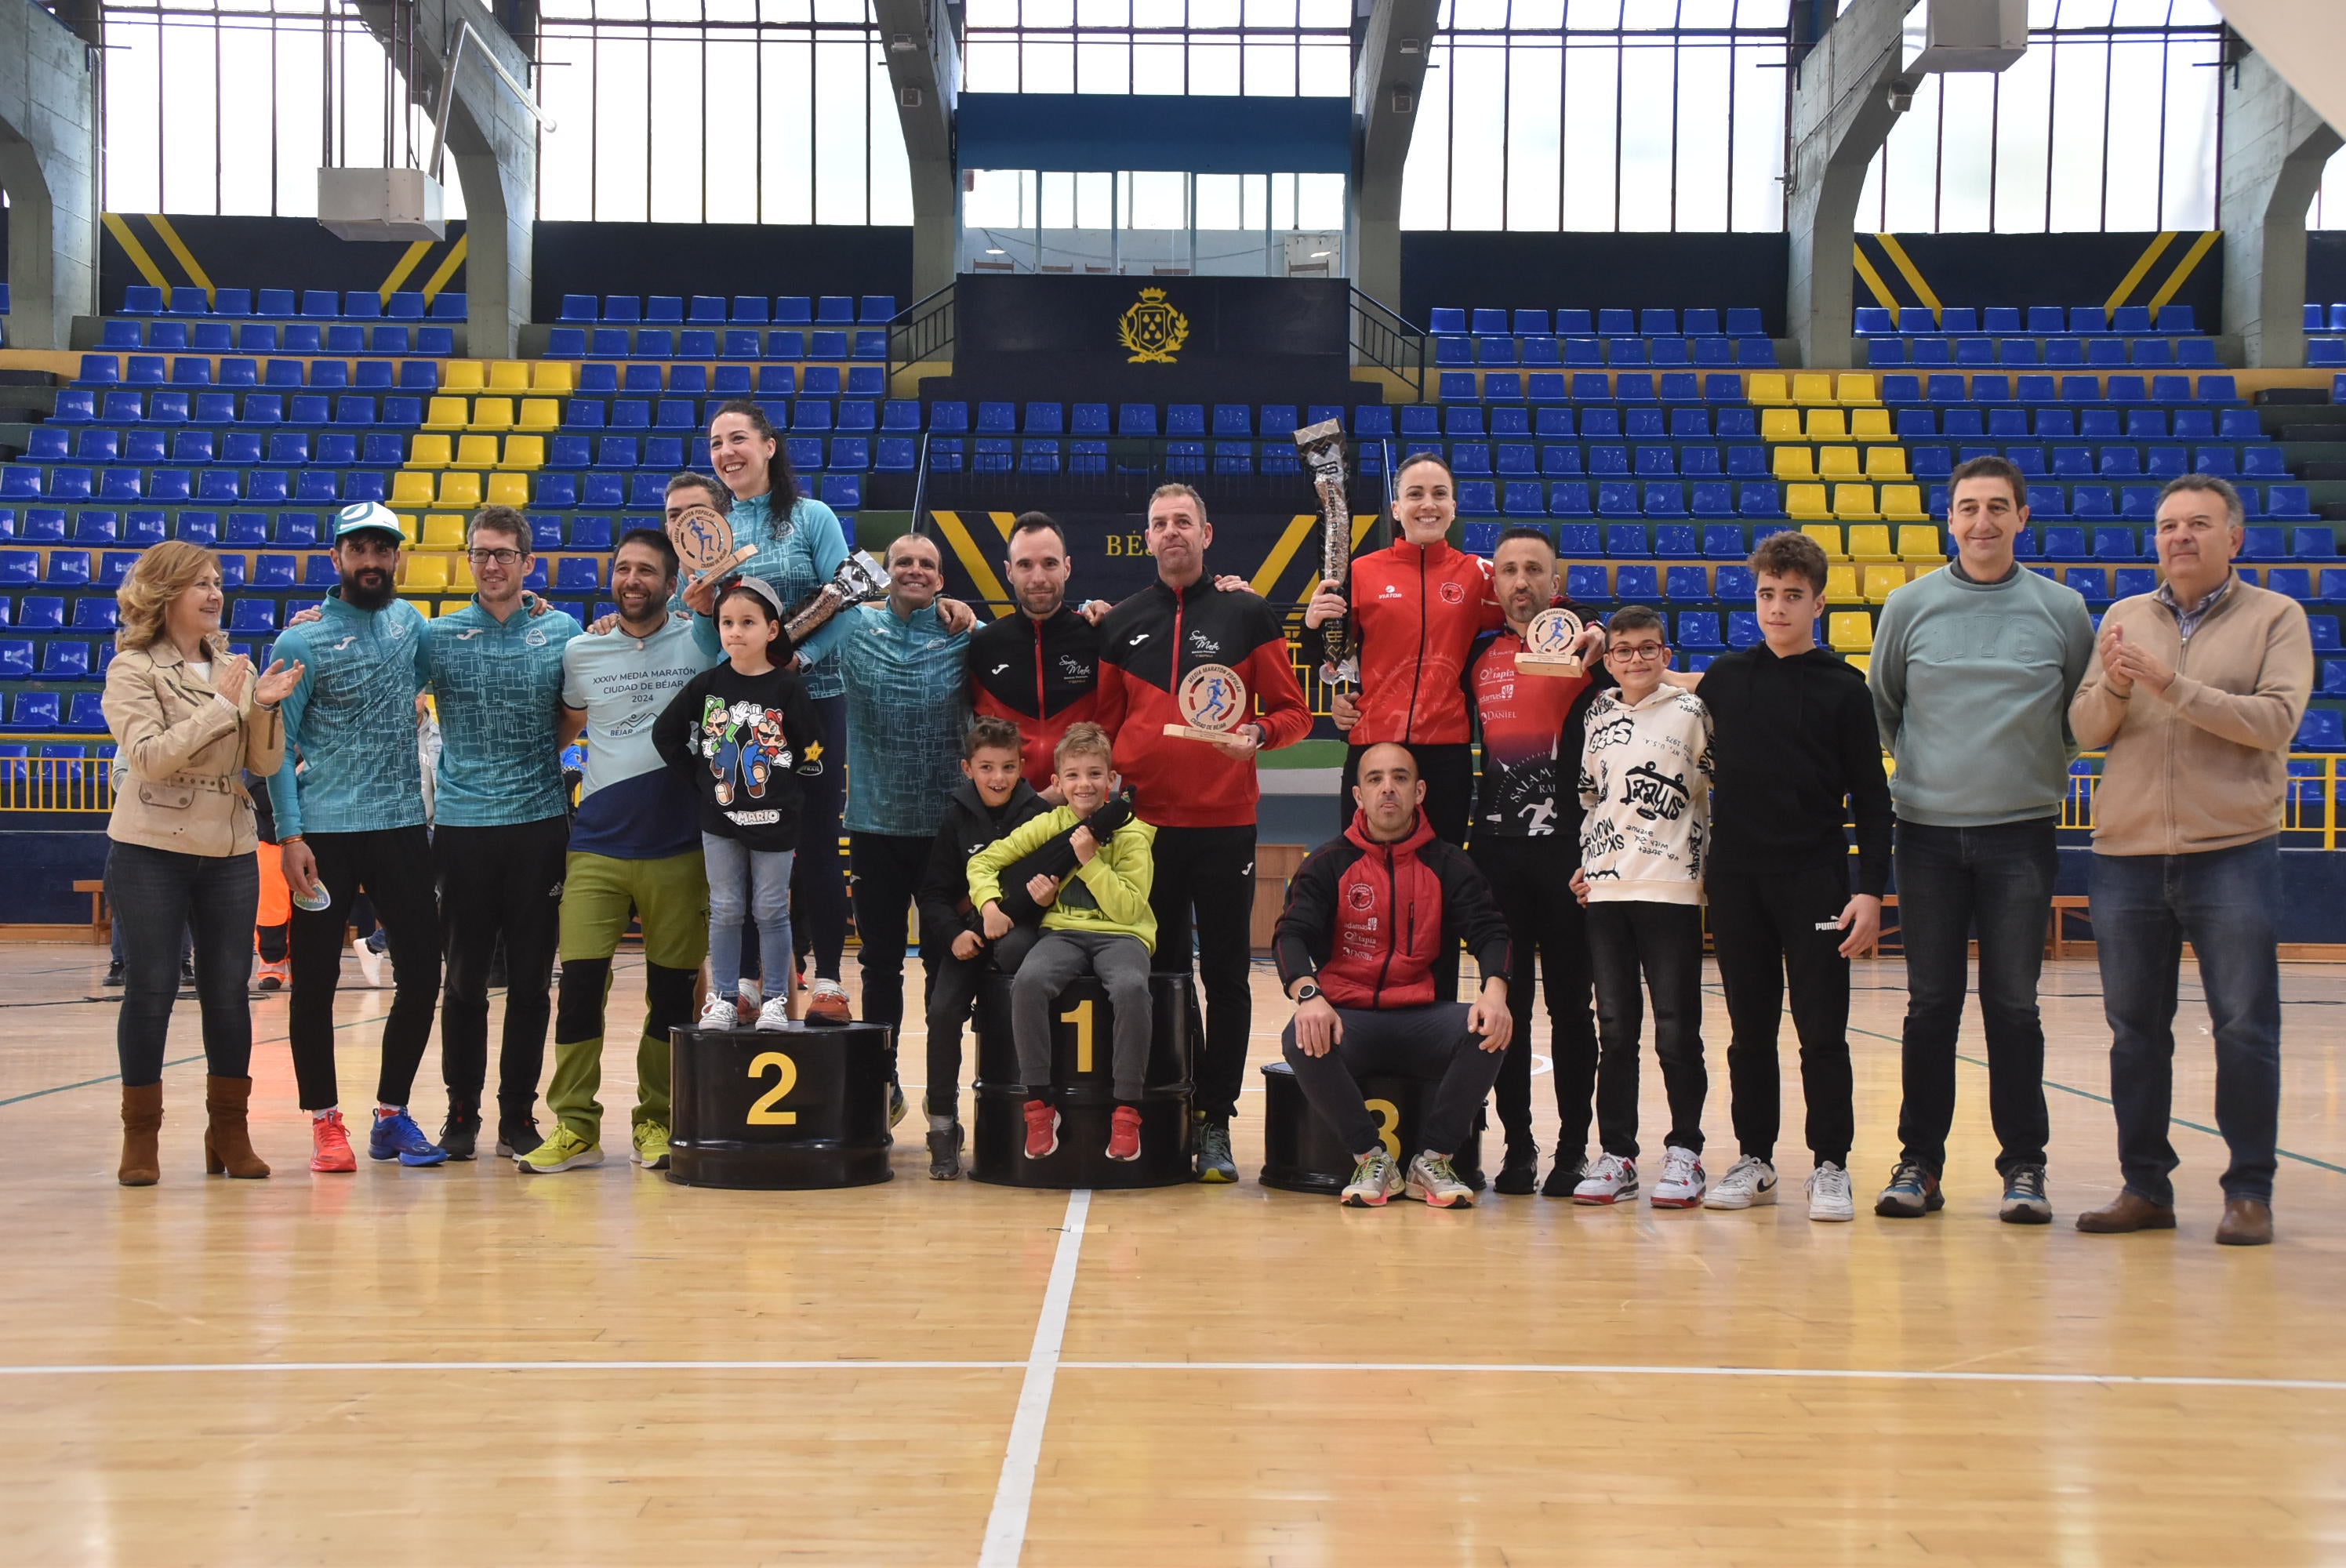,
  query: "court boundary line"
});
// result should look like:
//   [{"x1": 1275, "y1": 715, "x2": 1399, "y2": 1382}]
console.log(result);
[
  {"x1": 978, "y1": 1187, "x2": 1090, "y2": 1568},
  {"x1": 2, "y1": 1354, "x2": 2340, "y2": 1394}
]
